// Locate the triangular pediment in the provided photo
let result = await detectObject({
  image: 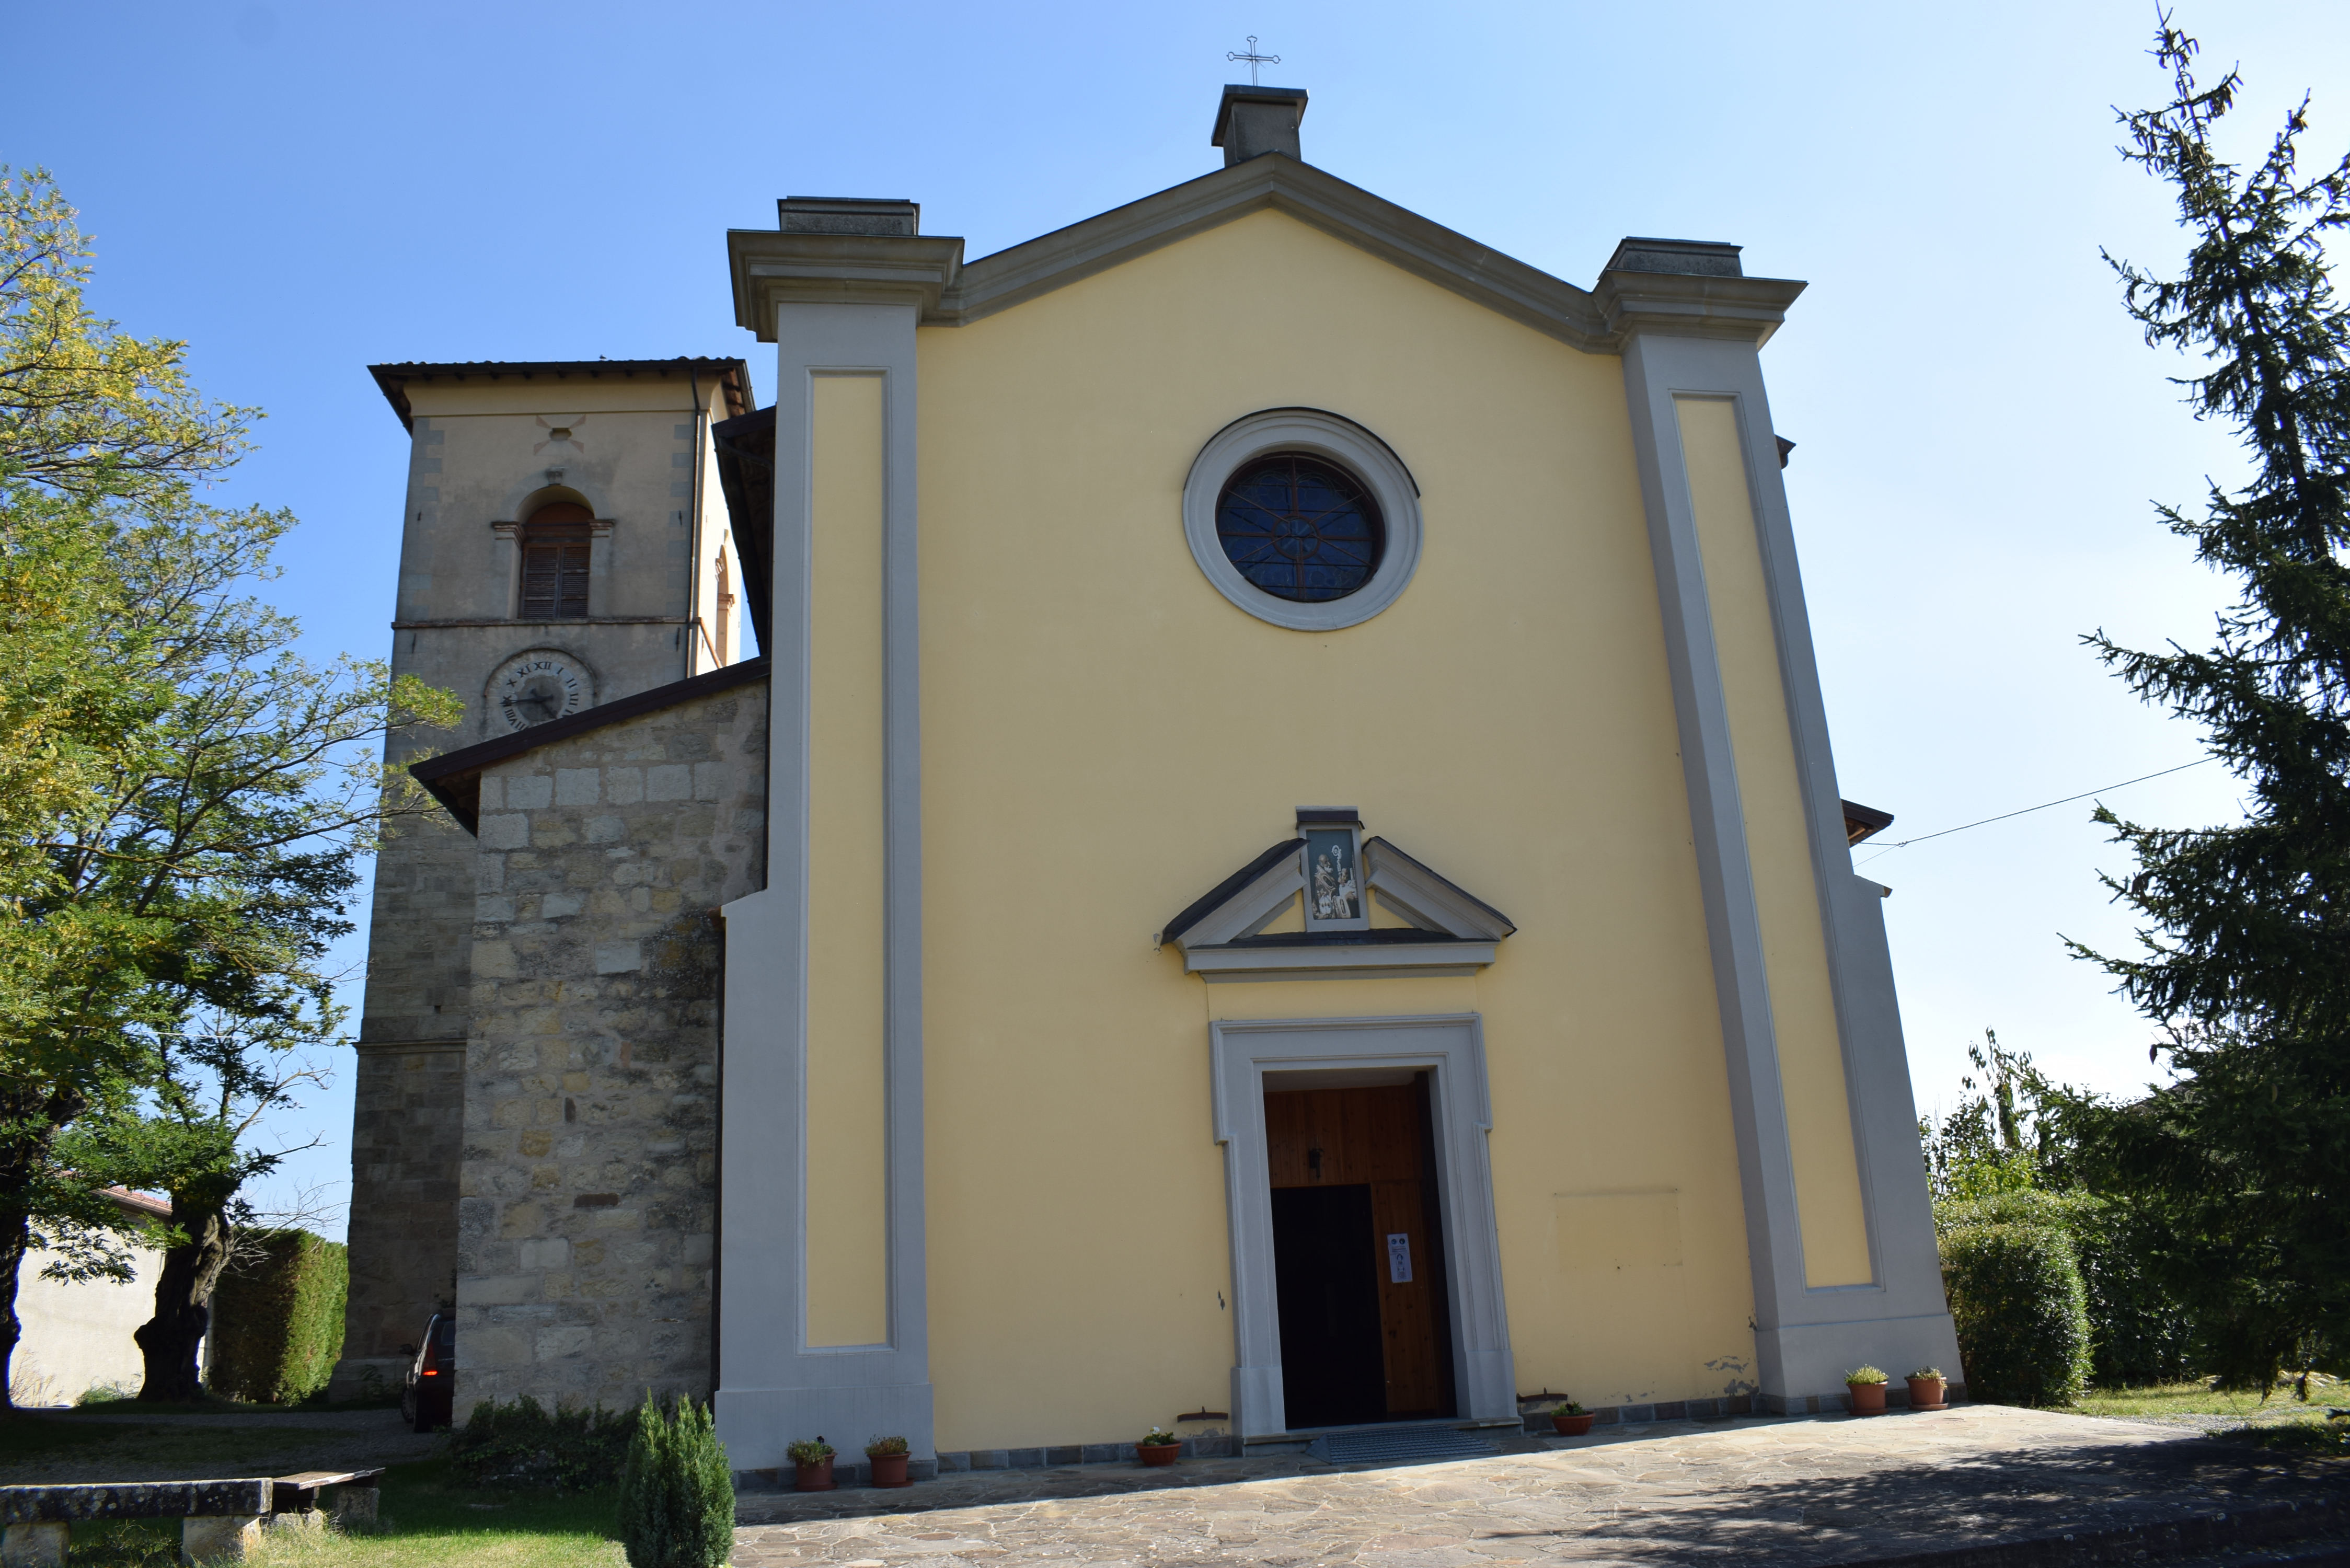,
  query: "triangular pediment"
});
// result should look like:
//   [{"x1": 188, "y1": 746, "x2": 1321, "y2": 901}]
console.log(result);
[
  {"x1": 948, "y1": 156, "x2": 1612, "y2": 347},
  {"x1": 1159, "y1": 817, "x2": 1514, "y2": 983},
  {"x1": 729, "y1": 155, "x2": 1804, "y2": 354}
]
